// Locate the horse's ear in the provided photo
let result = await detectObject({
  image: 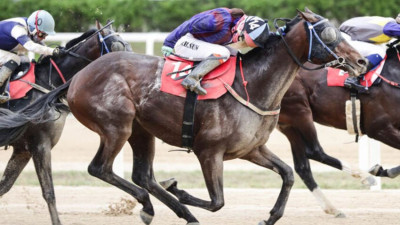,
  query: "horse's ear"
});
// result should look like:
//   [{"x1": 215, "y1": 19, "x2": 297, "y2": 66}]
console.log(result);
[
  {"x1": 96, "y1": 20, "x2": 102, "y2": 30},
  {"x1": 106, "y1": 19, "x2": 113, "y2": 30},
  {"x1": 297, "y1": 8, "x2": 317, "y2": 22},
  {"x1": 304, "y1": 7, "x2": 314, "y2": 14}
]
